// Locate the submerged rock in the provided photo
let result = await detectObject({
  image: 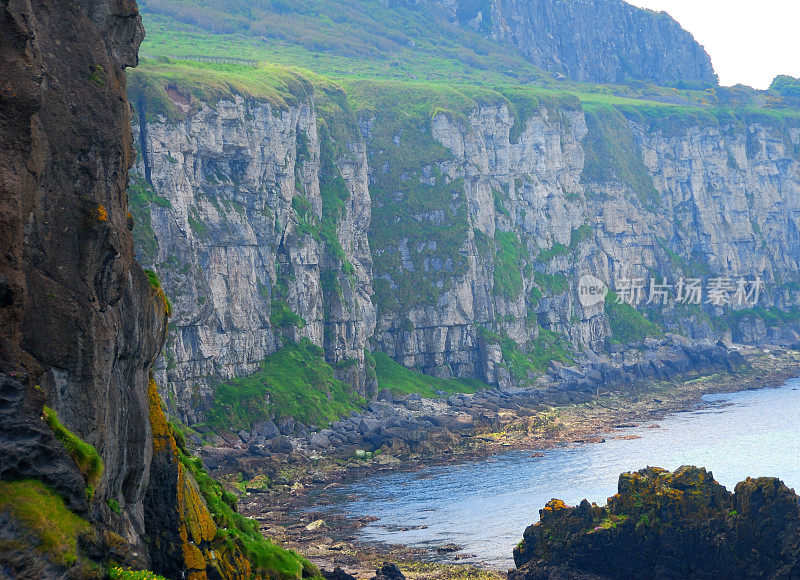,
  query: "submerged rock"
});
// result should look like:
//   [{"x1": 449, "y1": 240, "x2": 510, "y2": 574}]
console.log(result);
[{"x1": 512, "y1": 466, "x2": 800, "y2": 579}]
